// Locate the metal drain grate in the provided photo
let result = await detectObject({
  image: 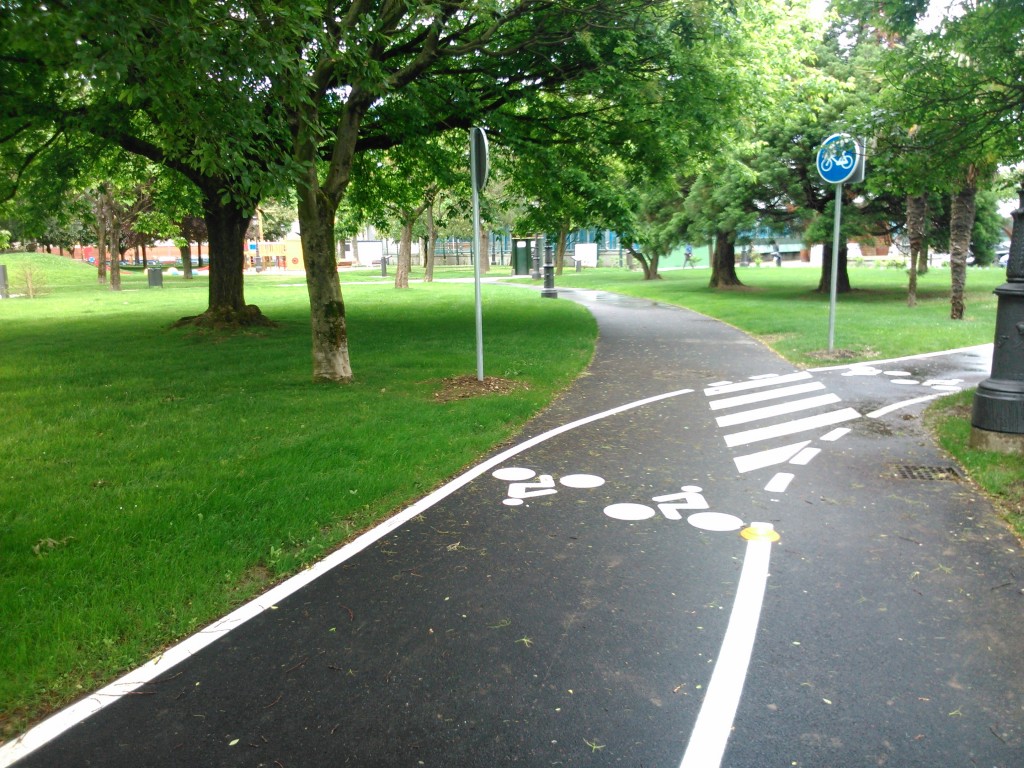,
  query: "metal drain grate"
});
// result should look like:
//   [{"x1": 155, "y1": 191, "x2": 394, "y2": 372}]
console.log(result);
[{"x1": 892, "y1": 465, "x2": 962, "y2": 481}]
